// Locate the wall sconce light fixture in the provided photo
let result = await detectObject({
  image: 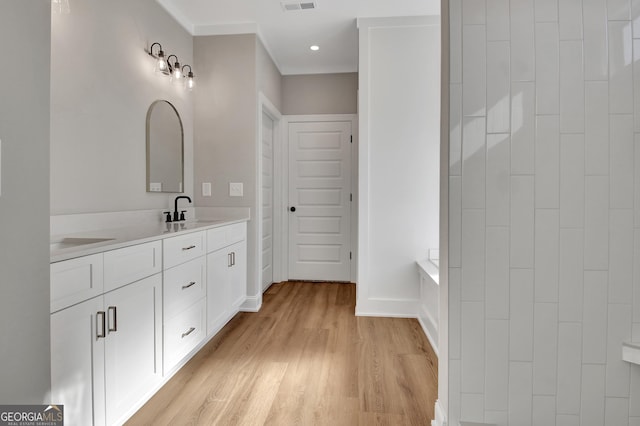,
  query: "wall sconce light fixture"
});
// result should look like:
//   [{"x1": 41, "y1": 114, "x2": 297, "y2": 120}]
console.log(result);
[
  {"x1": 167, "y1": 55, "x2": 183, "y2": 84},
  {"x1": 147, "y1": 43, "x2": 195, "y2": 91},
  {"x1": 182, "y1": 65, "x2": 195, "y2": 91},
  {"x1": 149, "y1": 43, "x2": 169, "y2": 75}
]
